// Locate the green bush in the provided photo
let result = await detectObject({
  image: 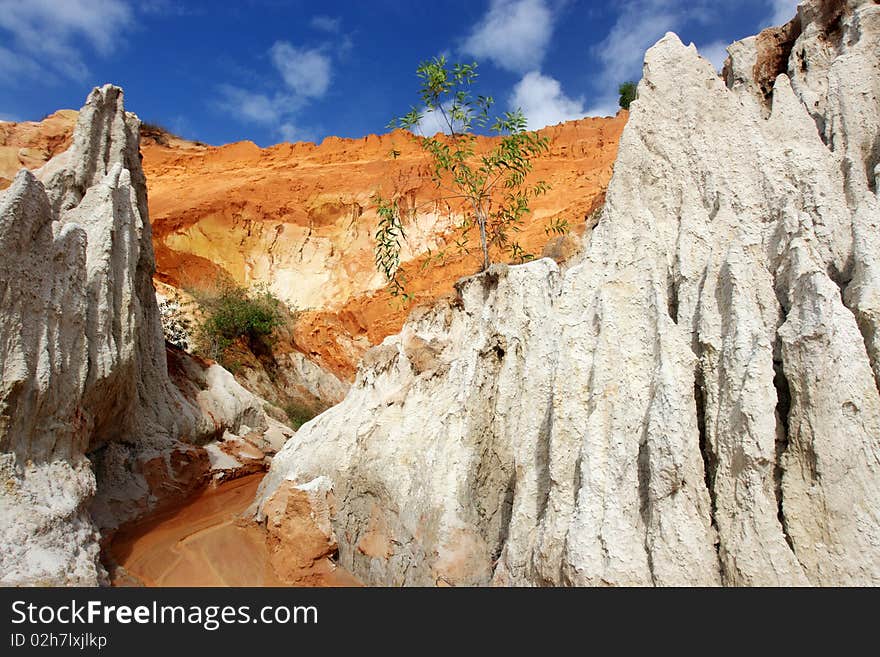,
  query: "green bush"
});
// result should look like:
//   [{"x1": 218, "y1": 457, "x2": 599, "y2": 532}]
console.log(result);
[
  {"x1": 283, "y1": 401, "x2": 319, "y2": 430},
  {"x1": 618, "y1": 81, "x2": 637, "y2": 111},
  {"x1": 191, "y1": 280, "x2": 286, "y2": 361}
]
